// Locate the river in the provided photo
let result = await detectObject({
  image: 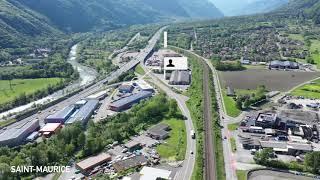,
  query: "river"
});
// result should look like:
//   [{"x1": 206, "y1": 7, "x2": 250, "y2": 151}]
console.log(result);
[{"x1": 0, "y1": 44, "x2": 97, "y2": 120}]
